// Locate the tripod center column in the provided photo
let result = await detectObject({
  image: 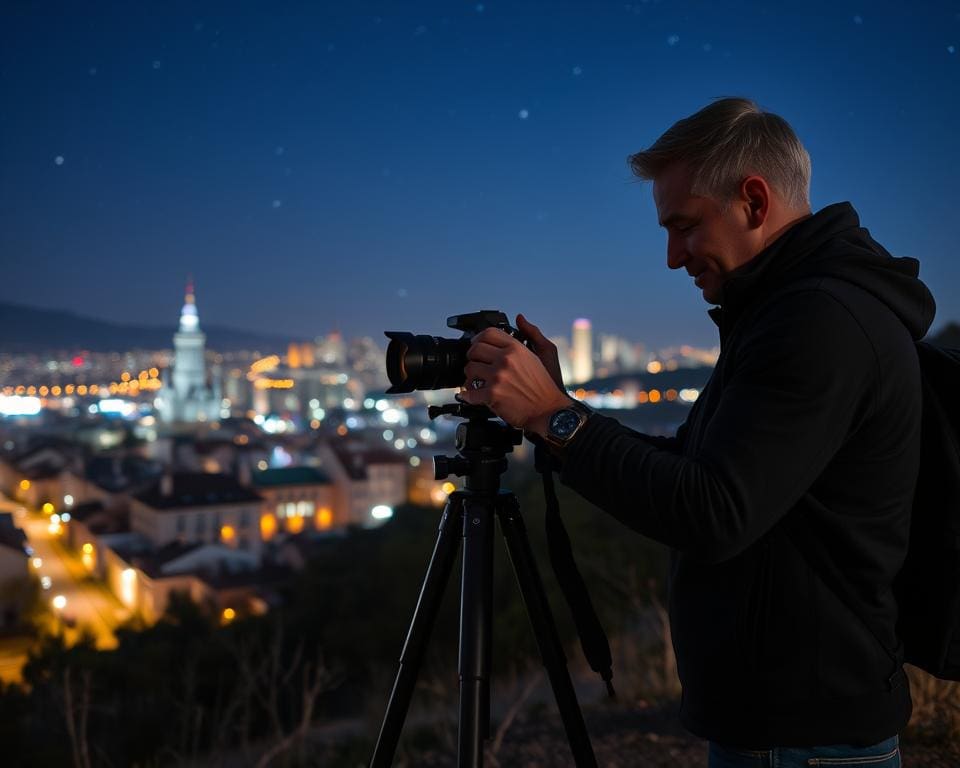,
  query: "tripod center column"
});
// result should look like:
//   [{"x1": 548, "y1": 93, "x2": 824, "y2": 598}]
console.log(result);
[{"x1": 457, "y1": 492, "x2": 496, "y2": 766}]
